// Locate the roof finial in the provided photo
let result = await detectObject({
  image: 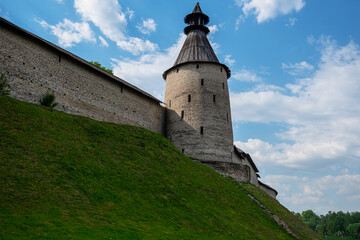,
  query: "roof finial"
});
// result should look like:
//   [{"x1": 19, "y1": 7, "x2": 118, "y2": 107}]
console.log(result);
[
  {"x1": 184, "y1": 2, "x2": 210, "y2": 35},
  {"x1": 192, "y1": 2, "x2": 203, "y2": 13}
]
